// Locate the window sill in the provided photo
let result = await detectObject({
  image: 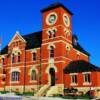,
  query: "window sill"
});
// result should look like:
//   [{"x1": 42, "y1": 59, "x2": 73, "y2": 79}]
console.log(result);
[
  {"x1": 30, "y1": 80, "x2": 37, "y2": 83},
  {"x1": 83, "y1": 82, "x2": 91, "y2": 85},
  {"x1": 70, "y1": 83, "x2": 78, "y2": 86},
  {"x1": 10, "y1": 81, "x2": 20, "y2": 84}
]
